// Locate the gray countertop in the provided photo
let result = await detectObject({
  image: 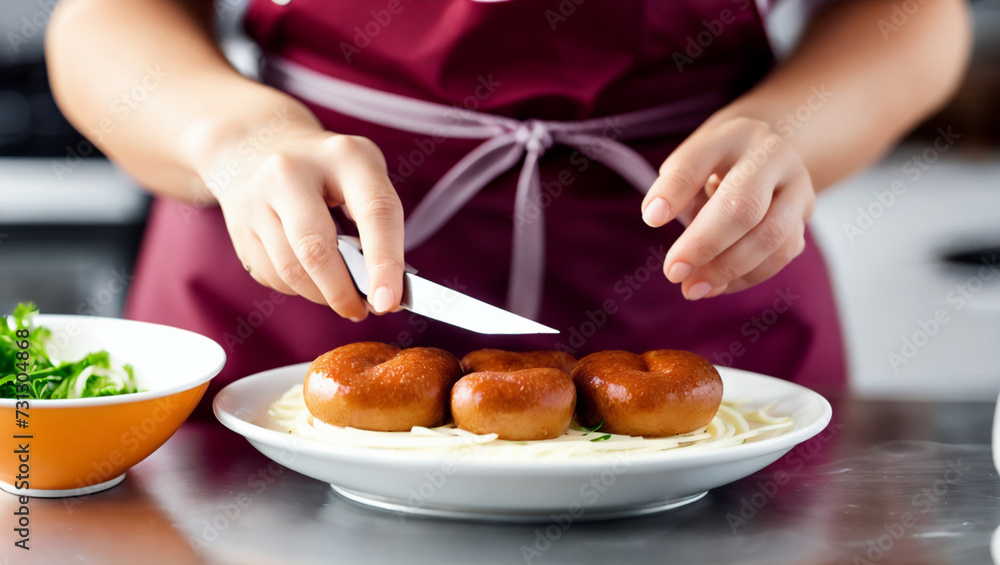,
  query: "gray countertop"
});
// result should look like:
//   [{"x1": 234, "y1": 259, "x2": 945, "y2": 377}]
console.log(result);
[{"x1": 3, "y1": 398, "x2": 999, "y2": 565}]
